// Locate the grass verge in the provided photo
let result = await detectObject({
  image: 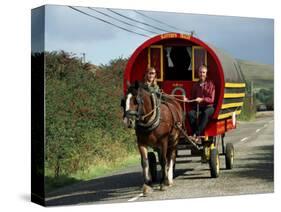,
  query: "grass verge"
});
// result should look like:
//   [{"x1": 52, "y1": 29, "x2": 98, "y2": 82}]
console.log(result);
[
  {"x1": 45, "y1": 152, "x2": 139, "y2": 193},
  {"x1": 238, "y1": 96, "x2": 256, "y2": 121}
]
